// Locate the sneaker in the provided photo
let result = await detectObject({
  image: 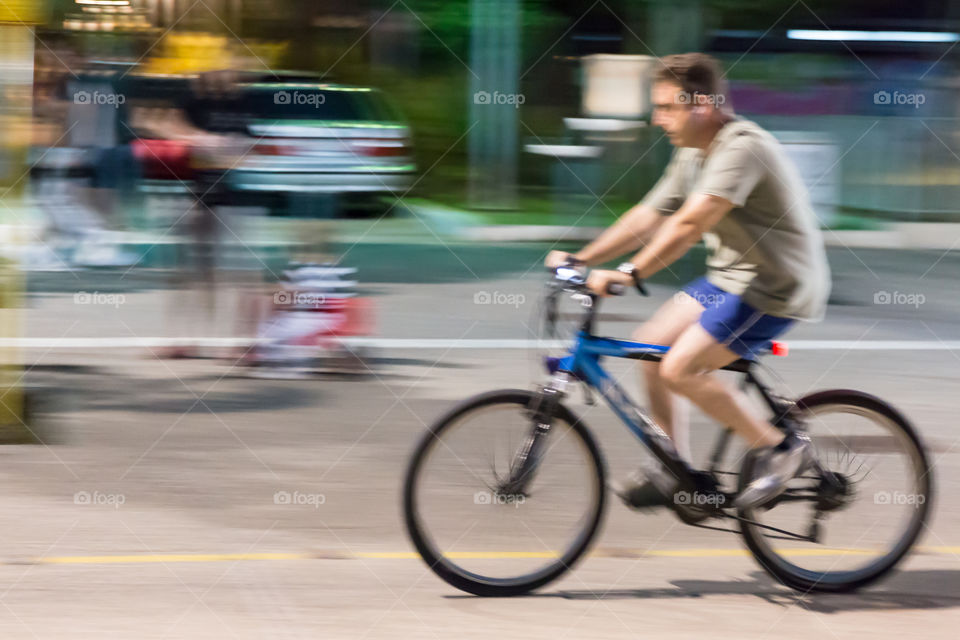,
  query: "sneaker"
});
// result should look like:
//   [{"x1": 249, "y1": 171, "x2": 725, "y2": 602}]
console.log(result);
[
  {"x1": 613, "y1": 466, "x2": 678, "y2": 510},
  {"x1": 734, "y1": 432, "x2": 813, "y2": 510}
]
